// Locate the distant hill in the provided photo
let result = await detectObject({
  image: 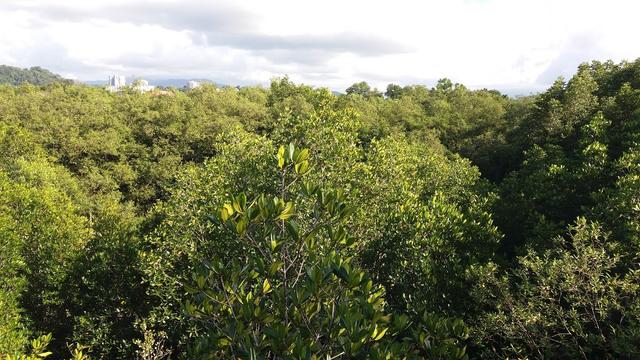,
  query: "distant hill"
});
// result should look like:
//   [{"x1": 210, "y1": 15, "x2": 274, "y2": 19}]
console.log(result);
[{"x1": 0, "y1": 65, "x2": 71, "y2": 86}]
